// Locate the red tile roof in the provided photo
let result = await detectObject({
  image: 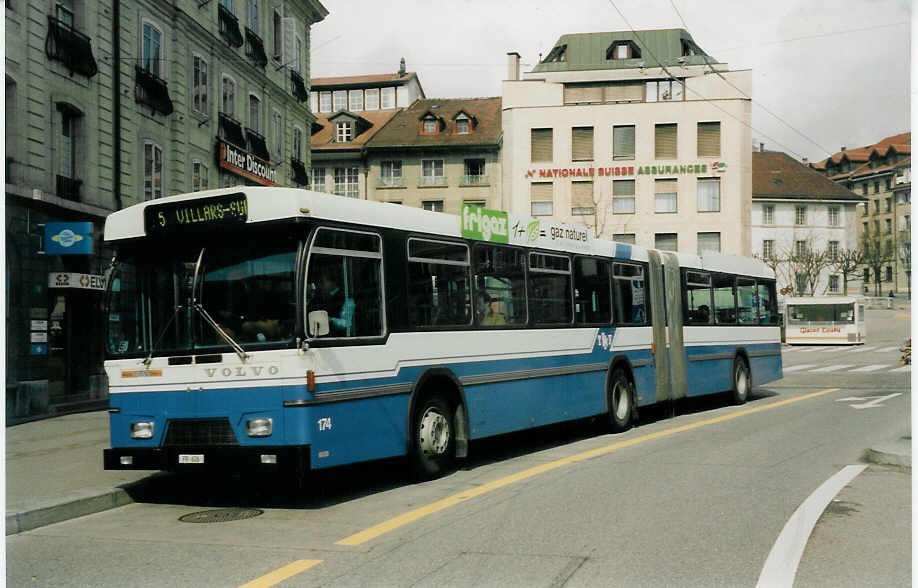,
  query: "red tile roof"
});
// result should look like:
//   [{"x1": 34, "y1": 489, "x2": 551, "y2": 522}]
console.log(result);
[
  {"x1": 811, "y1": 132, "x2": 911, "y2": 169},
  {"x1": 753, "y1": 151, "x2": 864, "y2": 201},
  {"x1": 366, "y1": 97, "x2": 502, "y2": 149},
  {"x1": 310, "y1": 109, "x2": 400, "y2": 151},
  {"x1": 310, "y1": 72, "x2": 418, "y2": 89}
]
